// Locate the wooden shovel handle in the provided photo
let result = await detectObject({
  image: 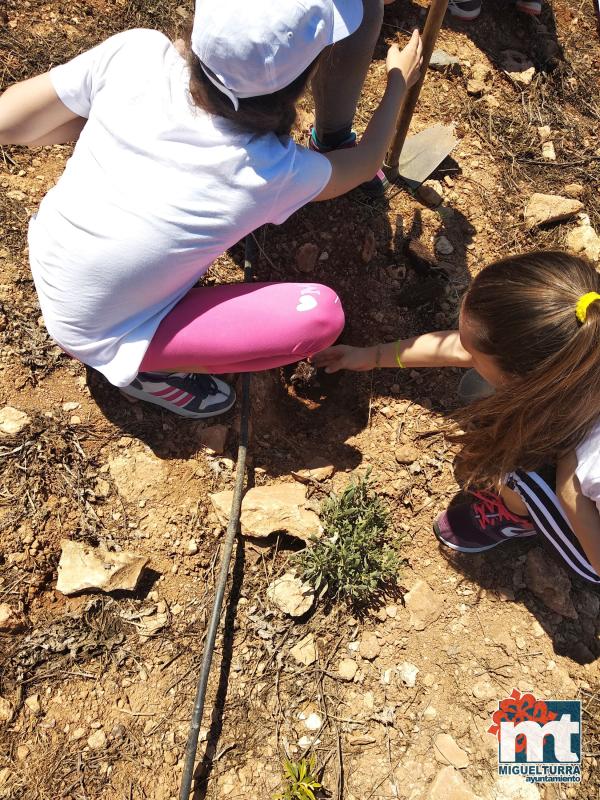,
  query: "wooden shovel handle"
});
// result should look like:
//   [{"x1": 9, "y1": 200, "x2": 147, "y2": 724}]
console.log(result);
[{"x1": 385, "y1": 0, "x2": 450, "y2": 172}]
